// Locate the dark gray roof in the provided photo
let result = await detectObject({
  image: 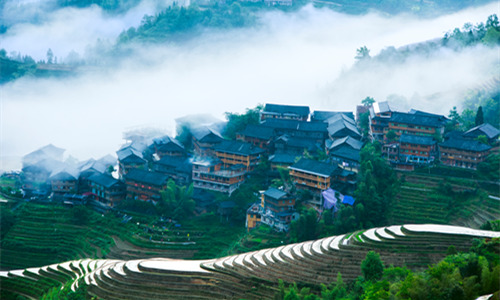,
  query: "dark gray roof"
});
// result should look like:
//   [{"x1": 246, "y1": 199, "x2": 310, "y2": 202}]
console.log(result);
[
  {"x1": 88, "y1": 173, "x2": 122, "y2": 188},
  {"x1": 154, "y1": 136, "x2": 185, "y2": 152},
  {"x1": 389, "y1": 112, "x2": 446, "y2": 128},
  {"x1": 311, "y1": 111, "x2": 355, "y2": 122},
  {"x1": 238, "y1": 124, "x2": 275, "y2": 140},
  {"x1": 155, "y1": 156, "x2": 191, "y2": 173},
  {"x1": 263, "y1": 103, "x2": 310, "y2": 116},
  {"x1": 326, "y1": 113, "x2": 356, "y2": 126},
  {"x1": 275, "y1": 135, "x2": 321, "y2": 152},
  {"x1": 214, "y1": 140, "x2": 264, "y2": 156},
  {"x1": 269, "y1": 153, "x2": 300, "y2": 164},
  {"x1": 327, "y1": 120, "x2": 361, "y2": 137},
  {"x1": 263, "y1": 188, "x2": 288, "y2": 200},
  {"x1": 262, "y1": 119, "x2": 328, "y2": 133},
  {"x1": 439, "y1": 138, "x2": 491, "y2": 152},
  {"x1": 192, "y1": 127, "x2": 224, "y2": 143},
  {"x1": 463, "y1": 123, "x2": 500, "y2": 139},
  {"x1": 117, "y1": 147, "x2": 144, "y2": 161},
  {"x1": 289, "y1": 158, "x2": 338, "y2": 177},
  {"x1": 125, "y1": 169, "x2": 170, "y2": 186},
  {"x1": 330, "y1": 147, "x2": 360, "y2": 163},
  {"x1": 408, "y1": 109, "x2": 449, "y2": 121},
  {"x1": 50, "y1": 168, "x2": 79, "y2": 181},
  {"x1": 400, "y1": 134, "x2": 436, "y2": 146},
  {"x1": 327, "y1": 136, "x2": 363, "y2": 151}
]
